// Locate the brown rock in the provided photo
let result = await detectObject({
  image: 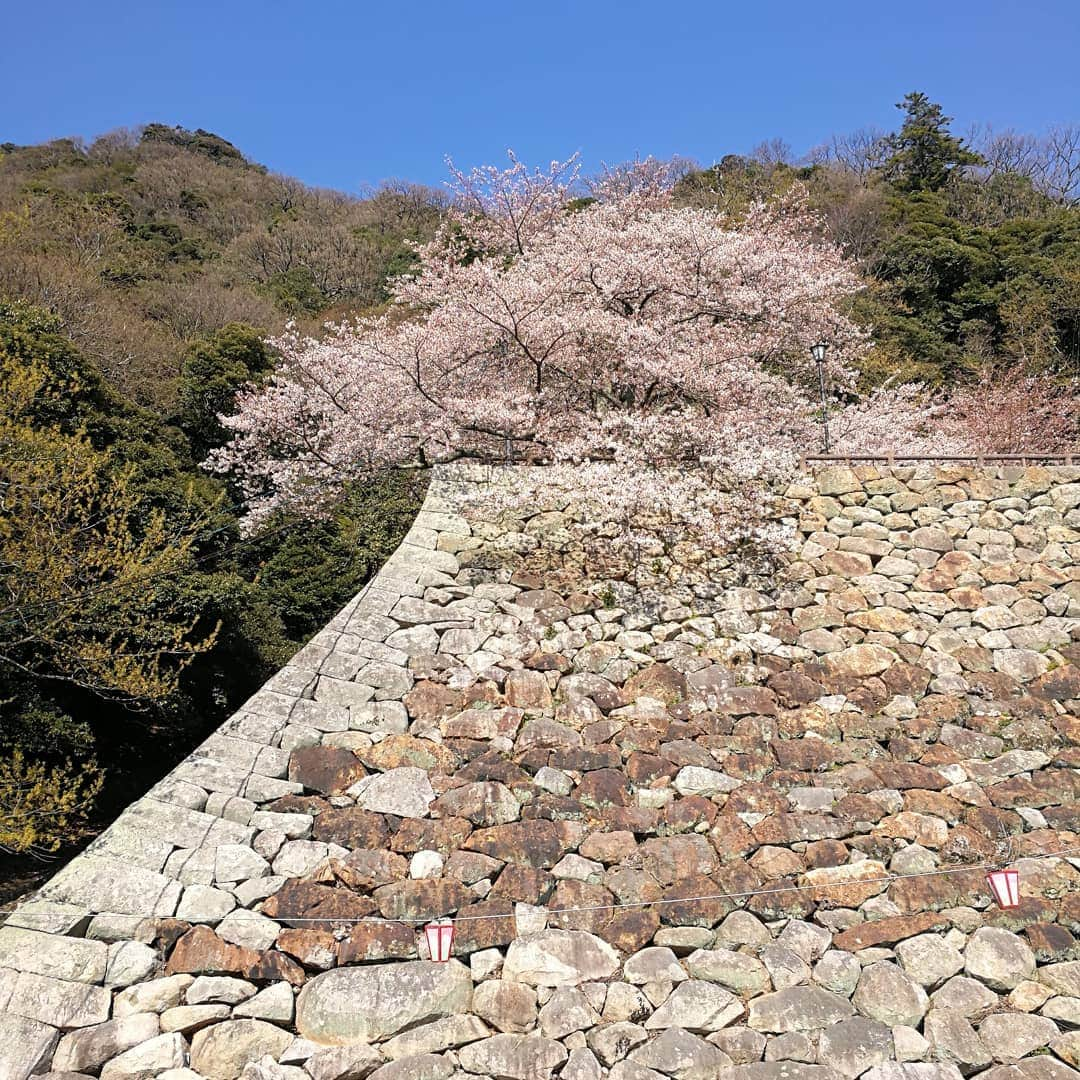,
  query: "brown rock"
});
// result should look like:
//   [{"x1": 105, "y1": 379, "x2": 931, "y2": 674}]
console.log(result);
[
  {"x1": 390, "y1": 816, "x2": 473, "y2": 856},
  {"x1": 275, "y1": 929, "x2": 337, "y2": 969},
  {"x1": 504, "y1": 669, "x2": 554, "y2": 710},
  {"x1": 889, "y1": 867, "x2": 986, "y2": 913},
  {"x1": 624, "y1": 664, "x2": 688, "y2": 705},
  {"x1": 166, "y1": 925, "x2": 258, "y2": 977},
  {"x1": 432, "y1": 781, "x2": 520, "y2": 826},
  {"x1": 262, "y1": 880, "x2": 376, "y2": 928},
  {"x1": 580, "y1": 831, "x2": 638, "y2": 864},
  {"x1": 575, "y1": 769, "x2": 631, "y2": 810},
  {"x1": 466, "y1": 820, "x2": 568, "y2": 868},
  {"x1": 332, "y1": 849, "x2": 409, "y2": 890},
  {"x1": 374, "y1": 879, "x2": 474, "y2": 920},
  {"x1": 404, "y1": 681, "x2": 462, "y2": 723},
  {"x1": 491, "y1": 865, "x2": 553, "y2": 904},
  {"x1": 288, "y1": 746, "x2": 366, "y2": 795},
  {"x1": 452, "y1": 900, "x2": 517, "y2": 952},
  {"x1": 311, "y1": 806, "x2": 389, "y2": 848},
  {"x1": 337, "y1": 920, "x2": 417, "y2": 962},
  {"x1": 360, "y1": 734, "x2": 457, "y2": 774},
  {"x1": 833, "y1": 912, "x2": 948, "y2": 951},
  {"x1": 871, "y1": 762, "x2": 949, "y2": 791}
]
